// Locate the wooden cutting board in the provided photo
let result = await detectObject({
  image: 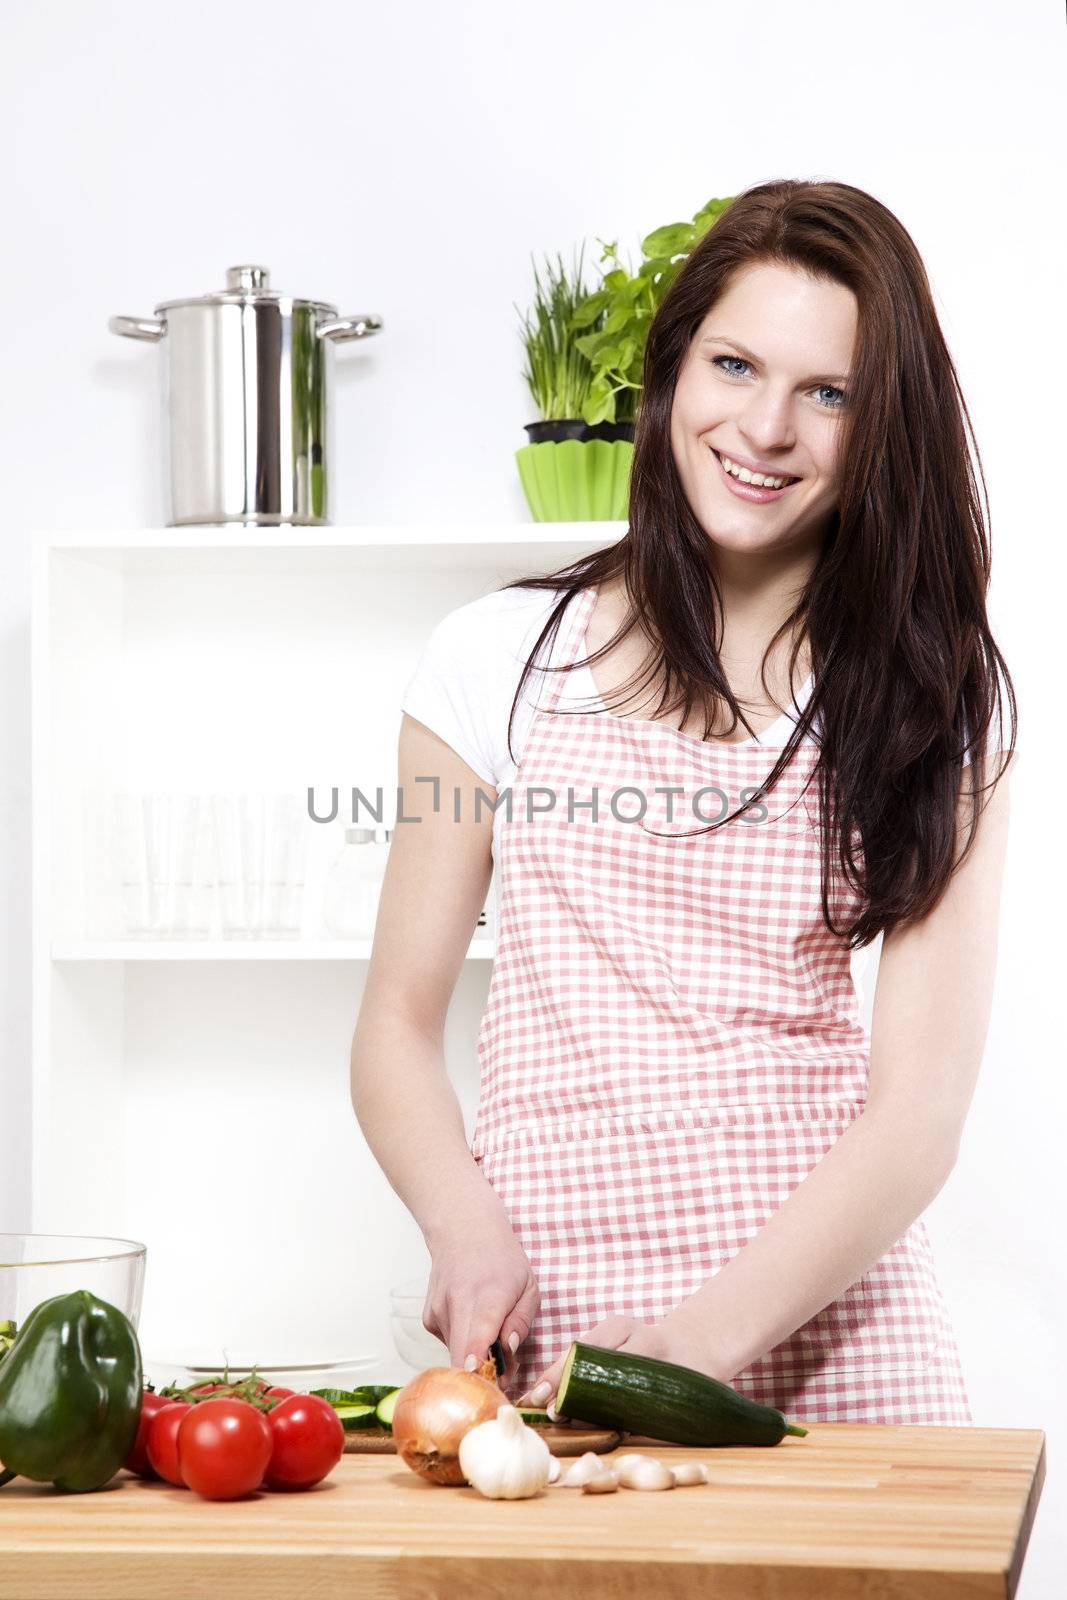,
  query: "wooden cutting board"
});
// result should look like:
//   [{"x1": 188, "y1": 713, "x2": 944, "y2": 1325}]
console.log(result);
[
  {"x1": 0, "y1": 1422, "x2": 1045, "y2": 1599},
  {"x1": 344, "y1": 1423, "x2": 621, "y2": 1455}
]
